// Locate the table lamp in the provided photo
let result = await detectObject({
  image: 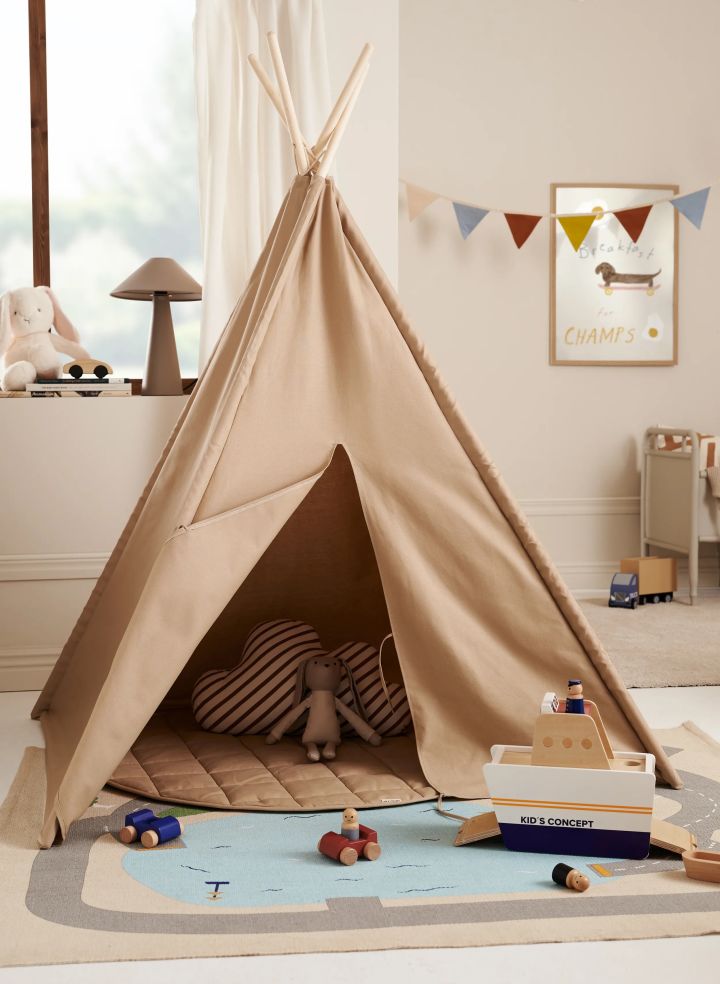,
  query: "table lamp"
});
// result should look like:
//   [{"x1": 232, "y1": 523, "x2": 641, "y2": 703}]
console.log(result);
[{"x1": 111, "y1": 258, "x2": 202, "y2": 395}]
